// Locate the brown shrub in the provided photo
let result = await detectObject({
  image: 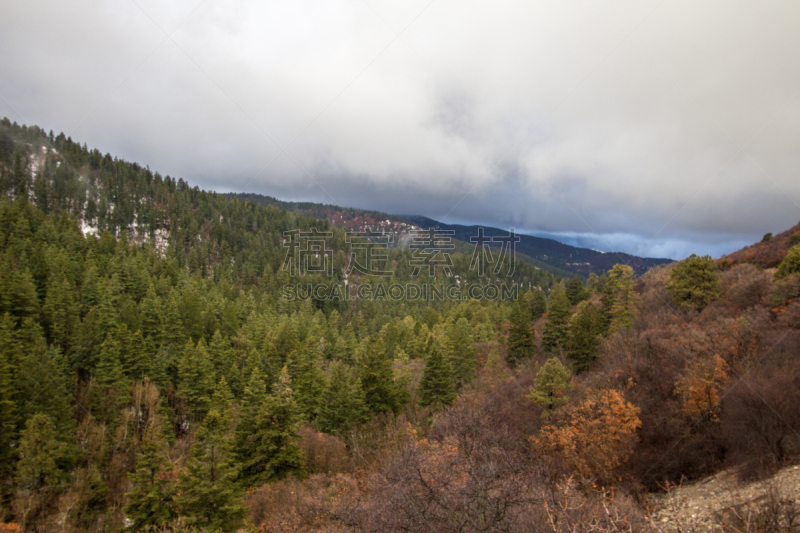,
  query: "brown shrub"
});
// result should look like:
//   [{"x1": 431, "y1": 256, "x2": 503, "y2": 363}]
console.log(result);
[
  {"x1": 540, "y1": 478, "x2": 656, "y2": 533},
  {"x1": 713, "y1": 486, "x2": 800, "y2": 532},
  {"x1": 361, "y1": 410, "x2": 544, "y2": 532},
  {"x1": 247, "y1": 474, "x2": 362, "y2": 533},
  {"x1": 344, "y1": 413, "x2": 418, "y2": 469},
  {"x1": 533, "y1": 389, "x2": 641, "y2": 485},
  {"x1": 722, "y1": 371, "x2": 800, "y2": 480},
  {"x1": 298, "y1": 426, "x2": 352, "y2": 475},
  {"x1": 771, "y1": 275, "x2": 800, "y2": 307},
  {"x1": 719, "y1": 264, "x2": 771, "y2": 311}
]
